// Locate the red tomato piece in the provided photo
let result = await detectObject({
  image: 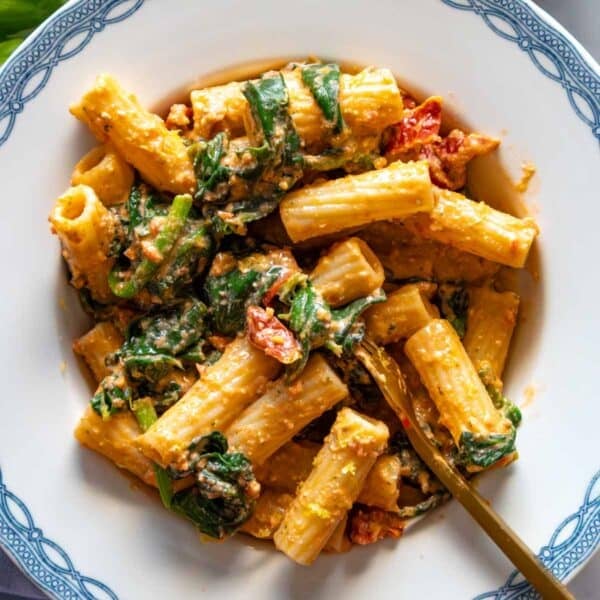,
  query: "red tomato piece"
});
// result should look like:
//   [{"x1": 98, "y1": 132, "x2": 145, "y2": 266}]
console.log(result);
[
  {"x1": 246, "y1": 305, "x2": 302, "y2": 365},
  {"x1": 384, "y1": 97, "x2": 443, "y2": 156}
]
